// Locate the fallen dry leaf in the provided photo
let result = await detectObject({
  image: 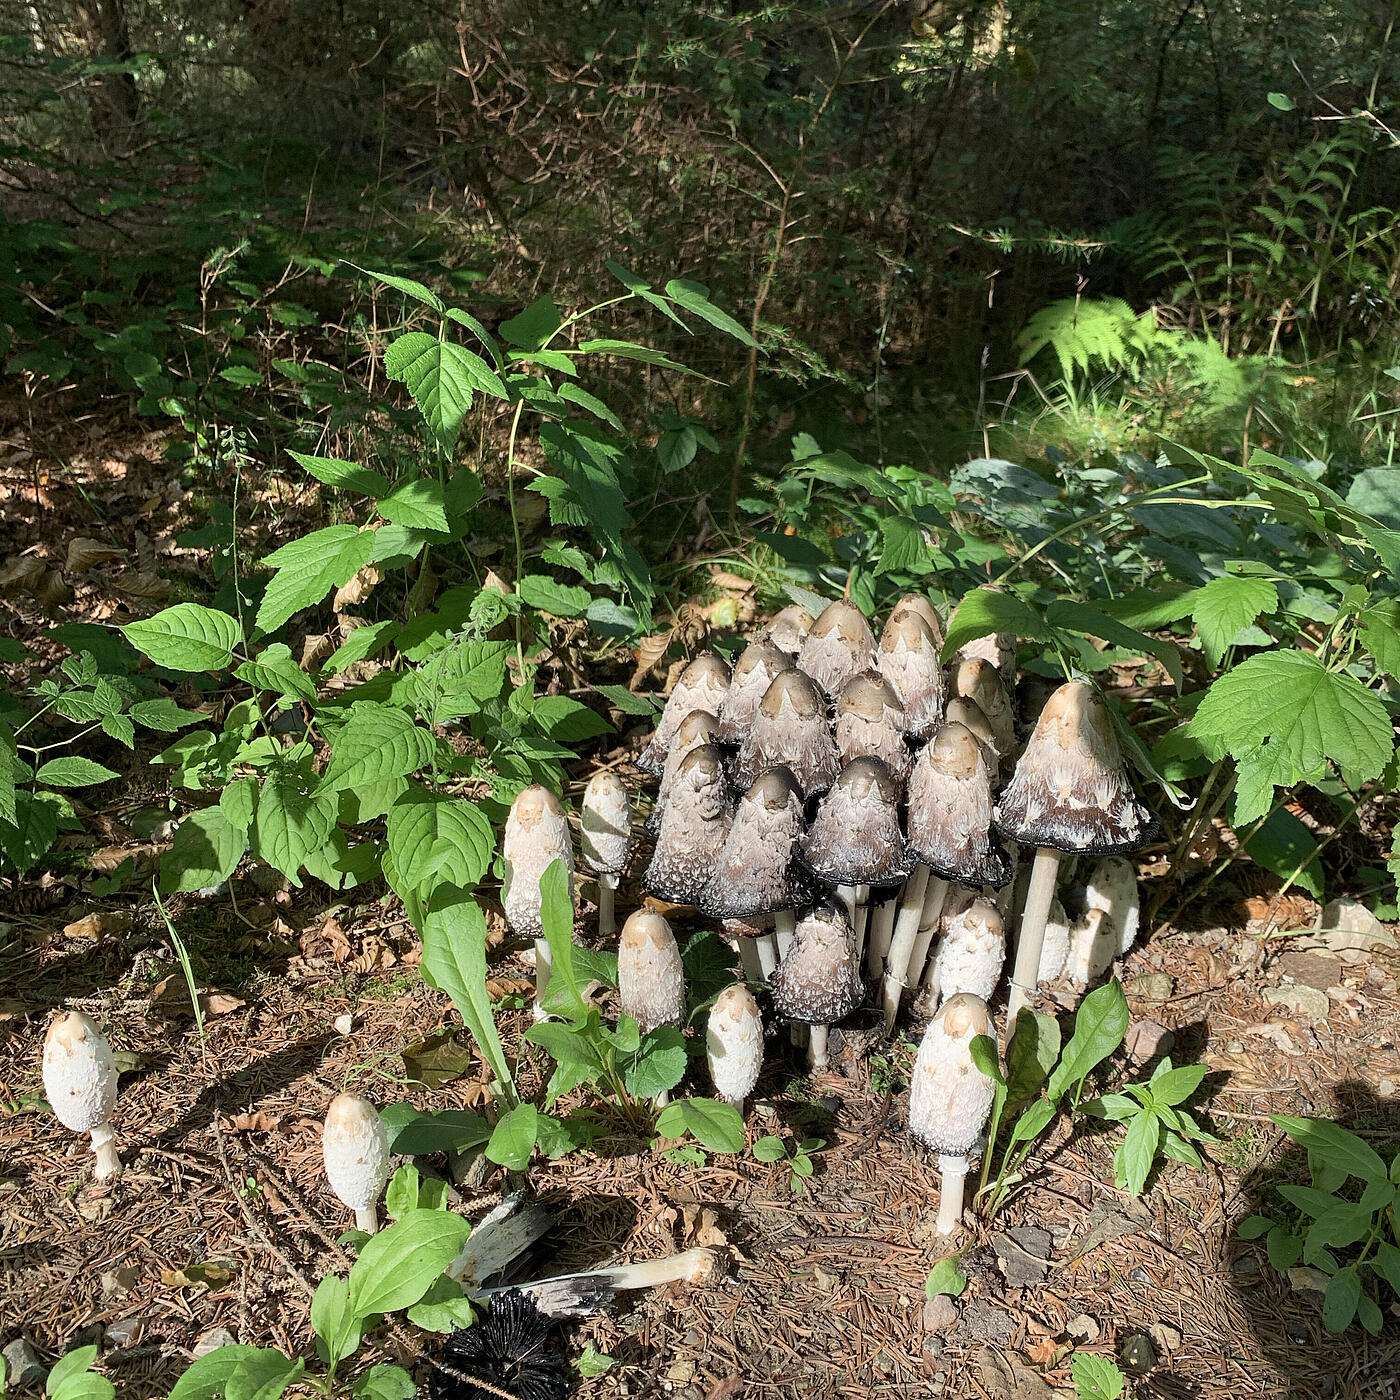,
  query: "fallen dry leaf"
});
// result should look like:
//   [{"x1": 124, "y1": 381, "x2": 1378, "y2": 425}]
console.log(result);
[
  {"x1": 226, "y1": 1111, "x2": 280, "y2": 1134},
  {"x1": 151, "y1": 977, "x2": 245, "y2": 1019},
  {"x1": 161, "y1": 1261, "x2": 235, "y2": 1290},
  {"x1": 630, "y1": 631, "x2": 673, "y2": 689},
  {"x1": 62, "y1": 911, "x2": 131, "y2": 941},
  {"x1": 350, "y1": 935, "x2": 397, "y2": 975},
  {"x1": 334, "y1": 564, "x2": 382, "y2": 610},
  {"x1": 708, "y1": 568, "x2": 754, "y2": 594},
  {"x1": 402, "y1": 1030, "x2": 478, "y2": 1088},
  {"x1": 65, "y1": 537, "x2": 125, "y2": 572}
]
